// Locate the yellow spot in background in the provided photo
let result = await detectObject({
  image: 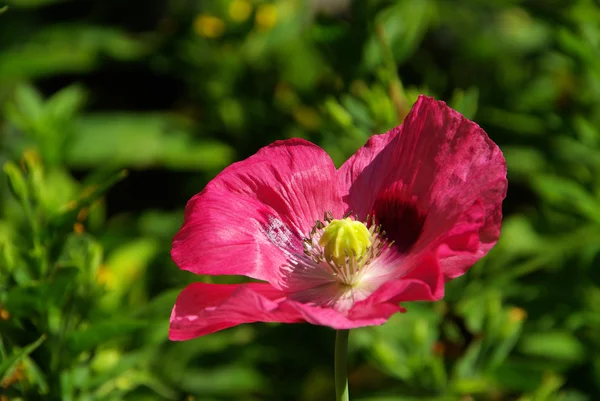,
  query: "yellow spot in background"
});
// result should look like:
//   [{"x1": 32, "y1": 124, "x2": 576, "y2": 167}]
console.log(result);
[
  {"x1": 77, "y1": 207, "x2": 89, "y2": 221},
  {"x1": 1, "y1": 362, "x2": 24, "y2": 388},
  {"x1": 0, "y1": 307, "x2": 10, "y2": 320},
  {"x1": 116, "y1": 373, "x2": 133, "y2": 390},
  {"x1": 21, "y1": 149, "x2": 41, "y2": 171},
  {"x1": 229, "y1": 0, "x2": 252, "y2": 22},
  {"x1": 432, "y1": 341, "x2": 445, "y2": 356},
  {"x1": 194, "y1": 14, "x2": 225, "y2": 38},
  {"x1": 292, "y1": 106, "x2": 321, "y2": 131},
  {"x1": 64, "y1": 200, "x2": 78, "y2": 211},
  {"x1": 350, "y1": 80, "x2": 368, "y2": 97},
  {"x1": 509, "y1": 306, "x2": 527, "y2": 322},
  {"x1": 274, "y1": 82, "x2": 299, "y2": 108},
  {"x1": 81, "y1": 184, "x2": 99, "y2": 198},
  {"x1": 96, "y1": 264, "x2": 114, "y2": 287},
  {"x1": 255, "y1": 4, "x2": 278, "y2": 30},
  {"x1": 74, "y1": 222, "x2": 85, "y2": 234}
]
